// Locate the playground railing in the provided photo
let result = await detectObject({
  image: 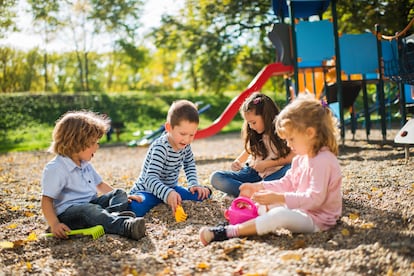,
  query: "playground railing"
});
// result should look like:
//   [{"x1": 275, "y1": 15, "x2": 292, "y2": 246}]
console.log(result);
[
  {"x1": 382, "y1": 18, "x2": 414, "y2": 85},
  {"x1": 397, "y1": 34, "x2": 414, "y2": 84}
]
